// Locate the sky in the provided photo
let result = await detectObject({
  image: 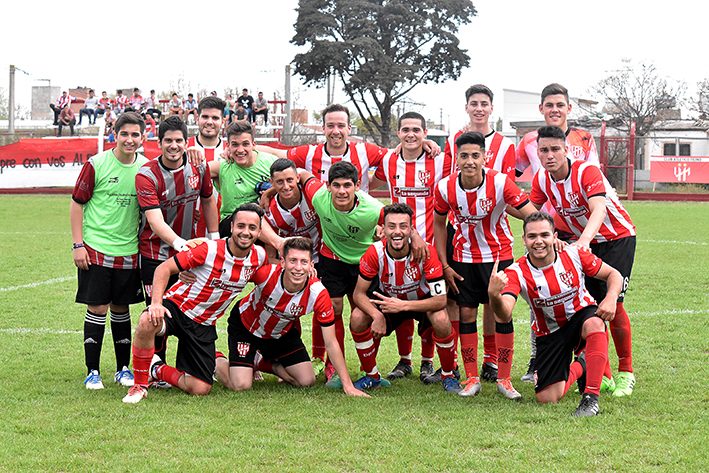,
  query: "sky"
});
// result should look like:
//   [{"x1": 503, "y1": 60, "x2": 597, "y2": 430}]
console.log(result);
[{"x1": 4, "y1": 0, "x2": 708, "y2": 131}]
